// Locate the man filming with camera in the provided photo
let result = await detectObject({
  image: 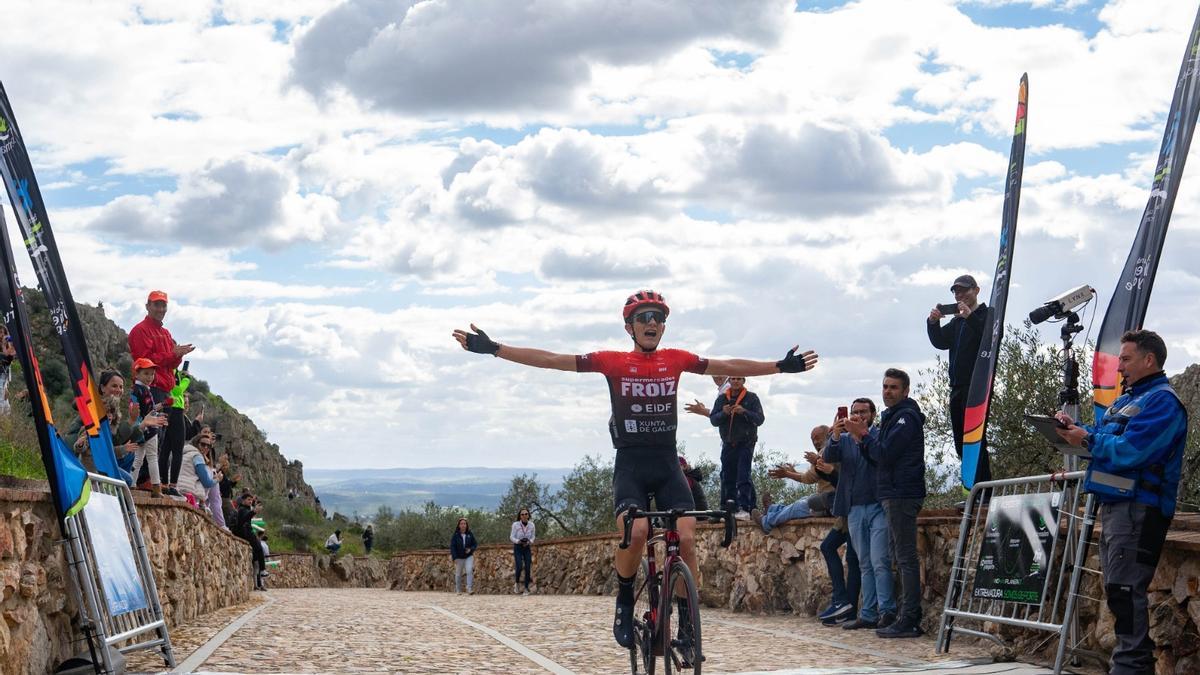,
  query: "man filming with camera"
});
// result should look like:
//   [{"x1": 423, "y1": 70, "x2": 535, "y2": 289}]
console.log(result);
[
  {"x1": 1055, "y1": 329, "x2": 1188, "y2": 675},
  {"x1": 927, "y1": 274, "x2": 990, "y2": 484}
]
